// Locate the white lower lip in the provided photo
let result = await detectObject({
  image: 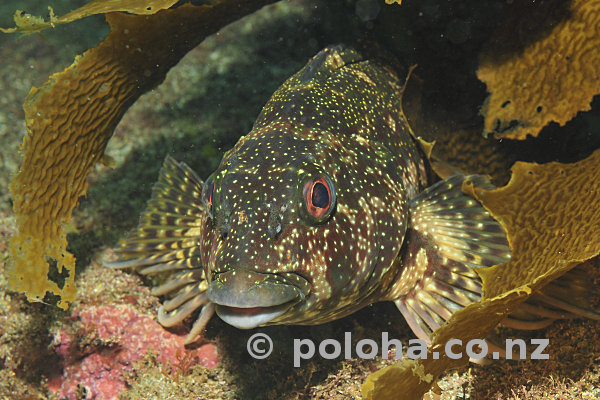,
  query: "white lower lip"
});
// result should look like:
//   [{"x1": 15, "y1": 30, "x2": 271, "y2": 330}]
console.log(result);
[{"x1": 215, "y1": 302, "x2": 293, "y2": 329}]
